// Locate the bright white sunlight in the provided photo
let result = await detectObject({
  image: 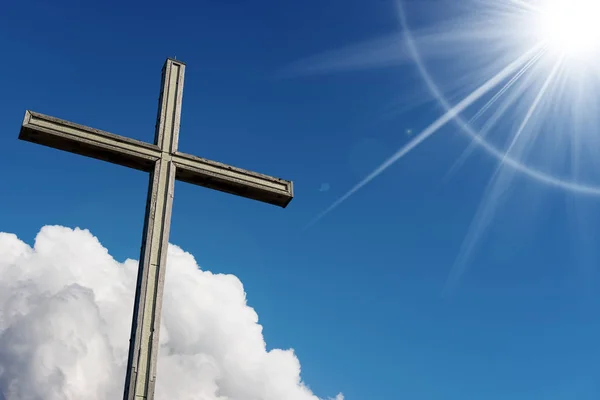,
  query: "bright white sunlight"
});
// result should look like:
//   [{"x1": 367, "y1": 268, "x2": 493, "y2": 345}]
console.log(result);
[{"x1": 534, "y1": 0, "x2": 600, "y2": 59}]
